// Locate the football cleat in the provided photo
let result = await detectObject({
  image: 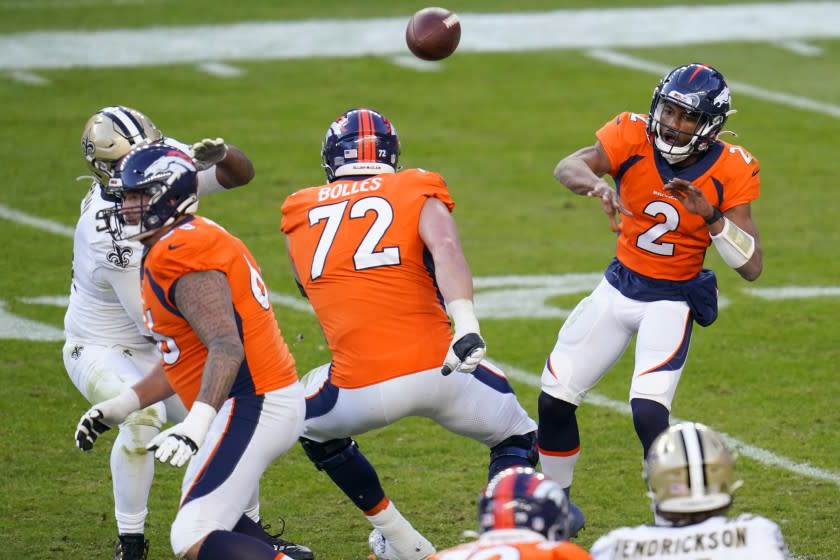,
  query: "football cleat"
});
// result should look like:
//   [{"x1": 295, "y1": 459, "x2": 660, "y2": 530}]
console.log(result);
[
  {"x1": 262, "y1": 519, "x2": 315, "y2": 560},
  {"x1": 368, "y1": 528, "x2": 435, "y2": 560},
  {"x1": 113, "y1": 534, "x2": 149, "y2": 560}
]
